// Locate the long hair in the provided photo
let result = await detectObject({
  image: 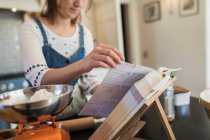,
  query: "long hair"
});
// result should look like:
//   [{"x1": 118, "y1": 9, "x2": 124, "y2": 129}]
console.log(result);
[{"x1": 41, "y1": 0, "x2": 92, "y2": 25}]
